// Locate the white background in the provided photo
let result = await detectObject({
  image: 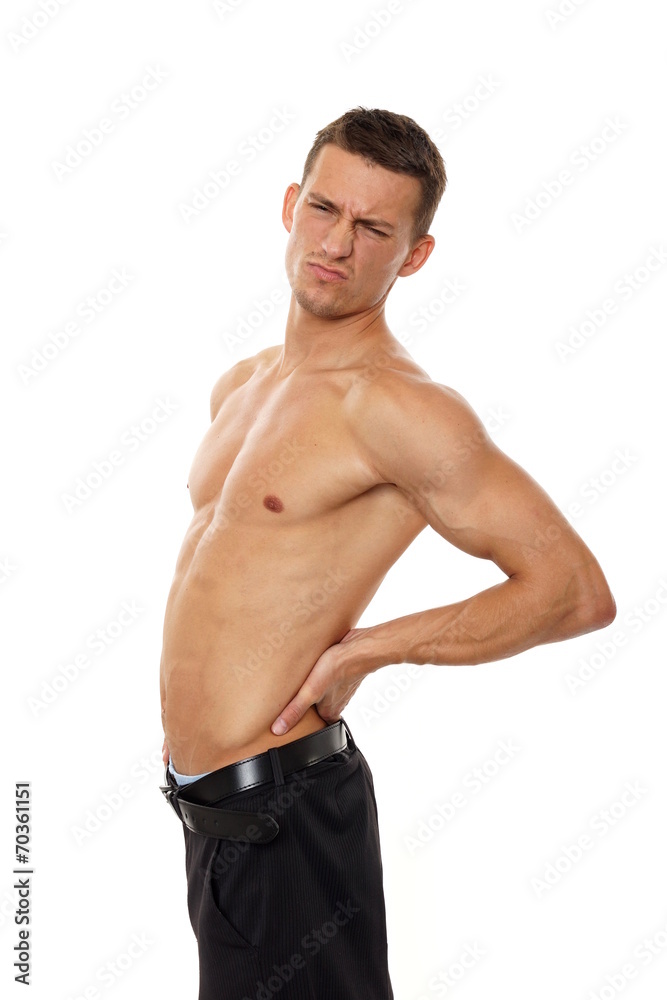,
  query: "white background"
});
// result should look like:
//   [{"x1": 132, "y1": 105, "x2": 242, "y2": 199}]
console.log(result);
[{"x1": 2, "y1": 1, "x2": 666, "y2": 997}]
